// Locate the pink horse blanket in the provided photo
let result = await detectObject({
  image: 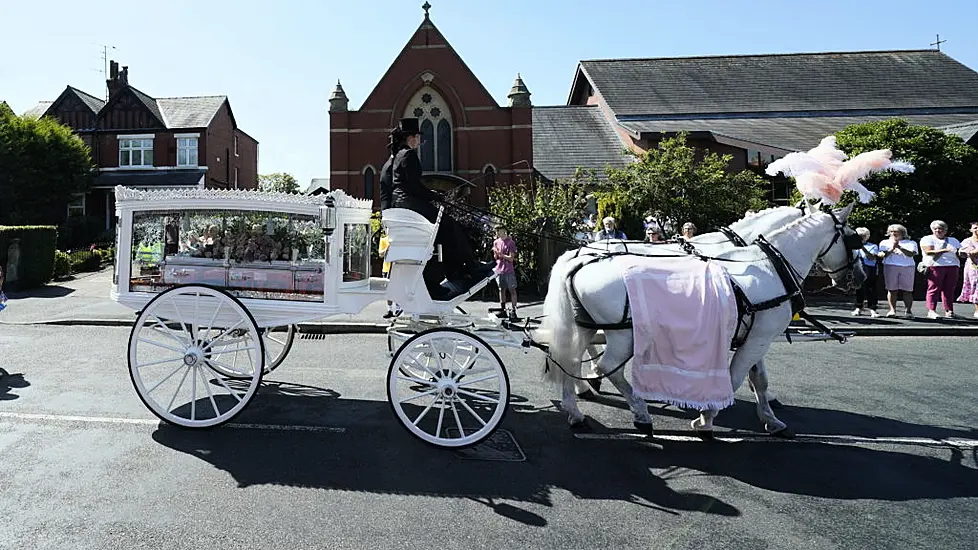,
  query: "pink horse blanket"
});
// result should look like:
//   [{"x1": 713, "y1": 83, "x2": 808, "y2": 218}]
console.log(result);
[{"x1": 611, "y1": 255, "x2": 738, "y2": 411}]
